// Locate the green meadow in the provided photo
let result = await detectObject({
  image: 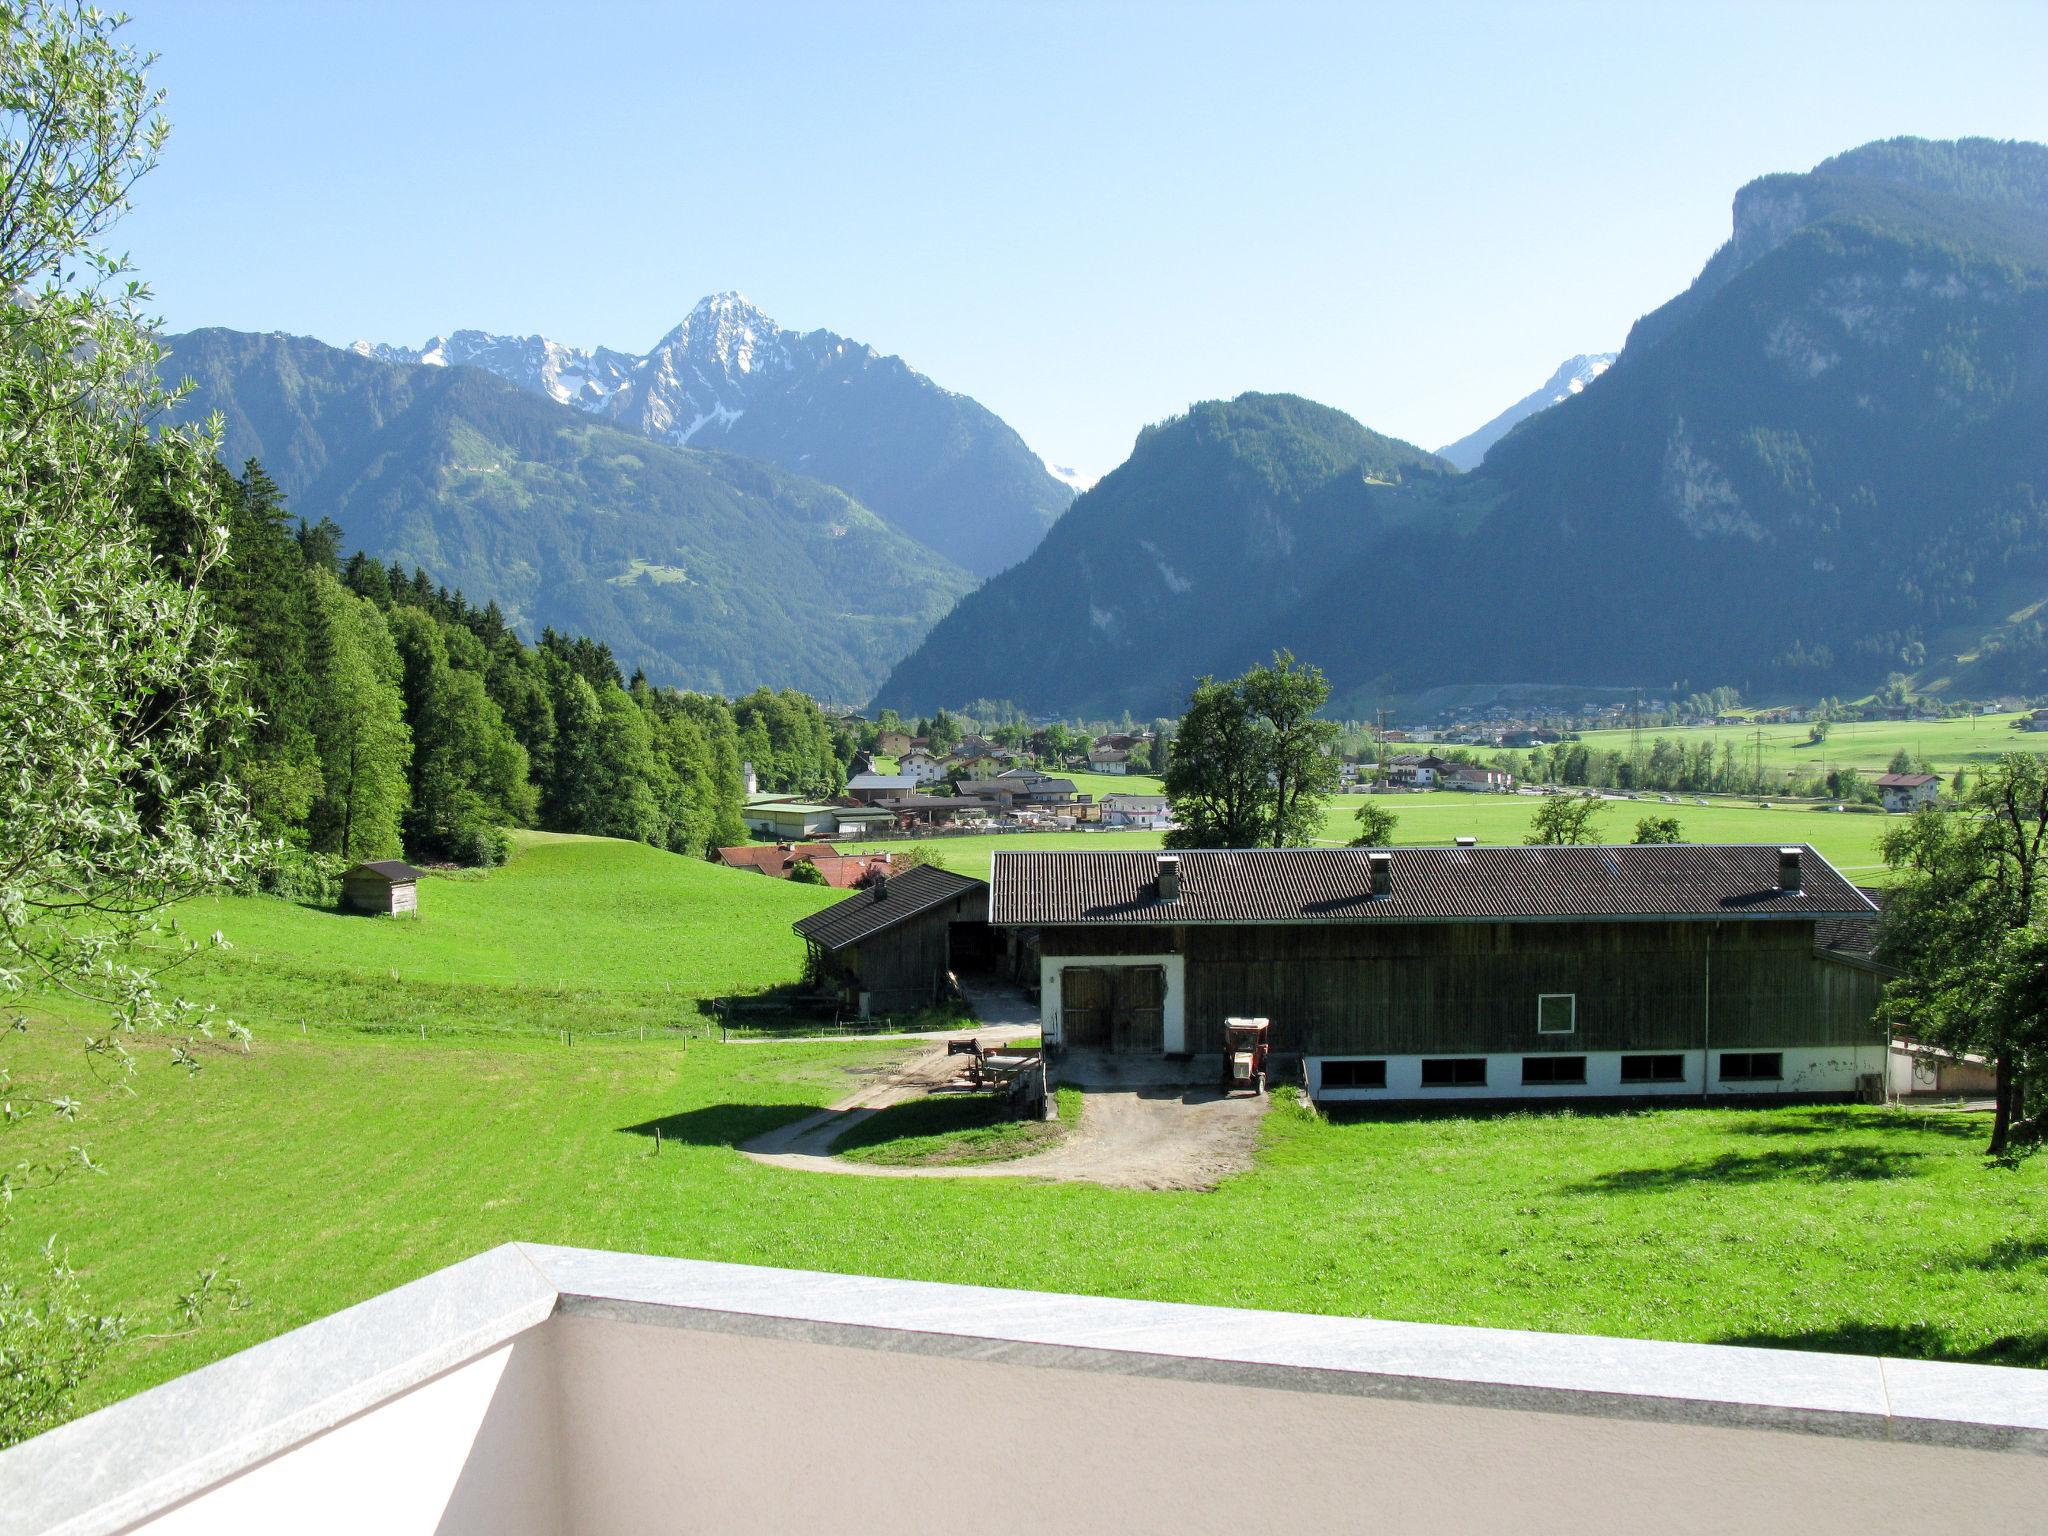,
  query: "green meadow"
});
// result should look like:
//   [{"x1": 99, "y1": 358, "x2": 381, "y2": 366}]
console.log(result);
[
  {"x1": 7, "y1": 831, "x2": 2044, "y2": 1431},
  {"x1": 1572, "y1": 711, "x2": 2043, "y2": 781},
  {"x1": 854, "y1": 794, "x2": 1895, "y2": 885}
]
